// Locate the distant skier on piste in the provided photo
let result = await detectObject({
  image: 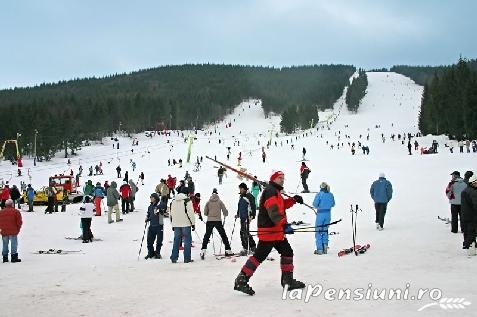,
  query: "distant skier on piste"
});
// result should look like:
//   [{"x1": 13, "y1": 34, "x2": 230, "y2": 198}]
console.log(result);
[
  {"x1": 234, "y1": 171, "x2": 305, "y2": 295},
  {"x1": 300, "y1": 162, "x2": 311, "y2": 193}
]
